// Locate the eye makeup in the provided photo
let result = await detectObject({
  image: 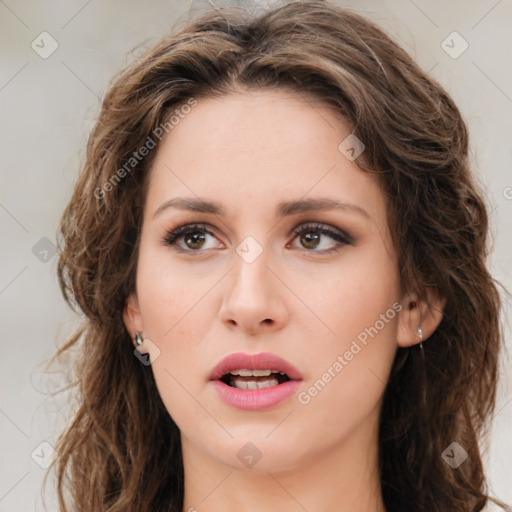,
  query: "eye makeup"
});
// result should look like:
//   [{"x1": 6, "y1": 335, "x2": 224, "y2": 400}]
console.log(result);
[{"x1": 160, "y1": 221, "x2": 354, "y2": 256}]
